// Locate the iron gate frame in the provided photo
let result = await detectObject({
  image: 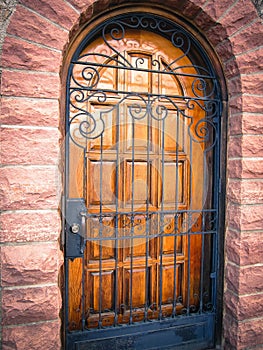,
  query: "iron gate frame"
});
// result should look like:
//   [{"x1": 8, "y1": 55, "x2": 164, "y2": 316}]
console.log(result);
[{"x1": 63, "y1": 9, "x2": 226, "y2": 350}]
